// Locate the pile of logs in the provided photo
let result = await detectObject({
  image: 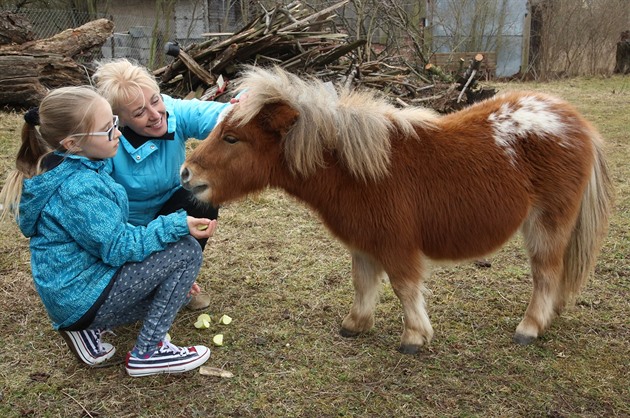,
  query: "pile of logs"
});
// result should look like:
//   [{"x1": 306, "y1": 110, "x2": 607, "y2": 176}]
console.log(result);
[
  {"x1": 156, "y1": 0, "x2": 495, "y2": 113},
  {"x1": 0, "y1": 1, "x2": 494, "y2": 113}
]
